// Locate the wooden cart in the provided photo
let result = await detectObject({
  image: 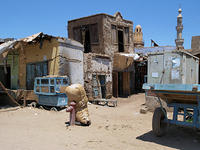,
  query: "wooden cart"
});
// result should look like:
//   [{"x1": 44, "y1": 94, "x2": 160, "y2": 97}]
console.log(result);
[{"x1": 143, "y1": 83, "x2": 200, "y2": 136}]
